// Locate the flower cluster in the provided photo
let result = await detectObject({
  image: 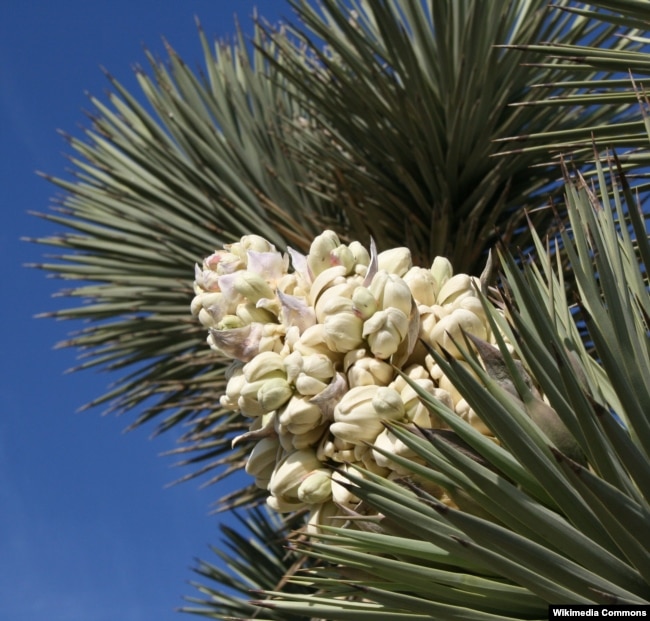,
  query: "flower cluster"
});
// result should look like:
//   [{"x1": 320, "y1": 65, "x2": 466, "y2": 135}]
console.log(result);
[{"x1": 191, "y1": 231, "x2": 499, "y2": 529}]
